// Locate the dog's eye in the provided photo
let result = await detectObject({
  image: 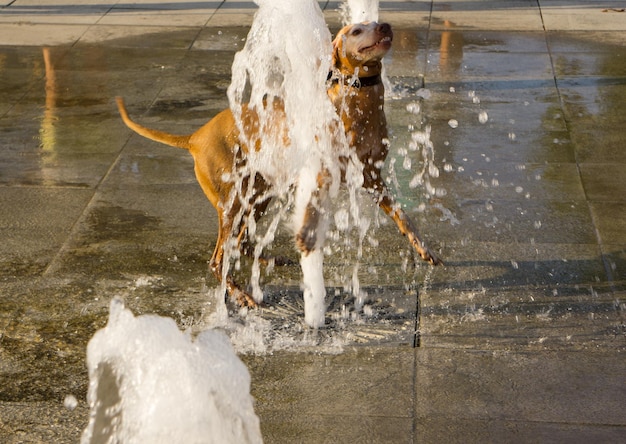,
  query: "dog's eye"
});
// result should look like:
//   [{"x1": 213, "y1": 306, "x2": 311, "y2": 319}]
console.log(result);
[{"x1": 351, "y1": 28, "x2": 362, "y2": 36}]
